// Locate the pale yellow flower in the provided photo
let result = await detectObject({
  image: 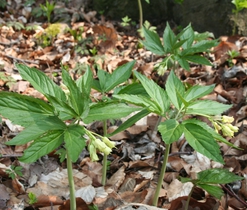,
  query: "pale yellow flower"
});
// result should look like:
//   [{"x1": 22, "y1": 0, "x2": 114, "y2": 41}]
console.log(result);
[
  {"x1": 222, "y1": 124, "x2": 234, "y2": 137},
  {"x1": 88, "y1": 144, "x2": 99, "y2": 161},
  {"x1": 102, "y1": 137, "x2": 115, "y2": 149},
  {"x1": 227, "y1": 124, "x2": 239, "y2": 133},
  {"x1": 222, "y1": 116, "x2": 234, "y2": 123},
  {"x1": 212, "y1": 121, "x2": 221, "y2": 133},
  {"x1": 94, "y1": 138, "x2": 112, "y2": 155}
]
